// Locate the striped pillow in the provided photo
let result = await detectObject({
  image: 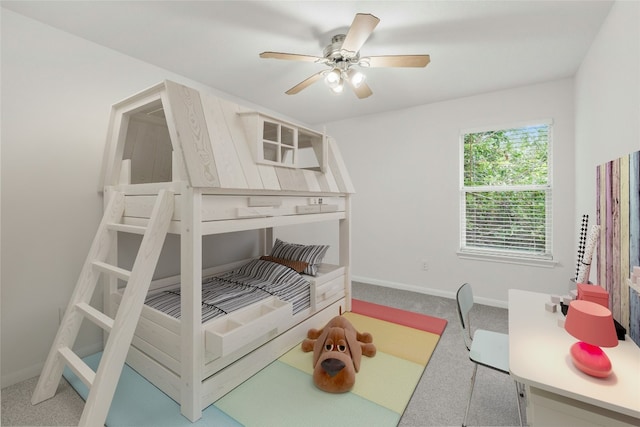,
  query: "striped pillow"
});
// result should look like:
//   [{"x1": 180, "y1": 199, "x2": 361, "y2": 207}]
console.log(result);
[{"x1": 269, "y1": 238, "x2": 329, "y2": 276}]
